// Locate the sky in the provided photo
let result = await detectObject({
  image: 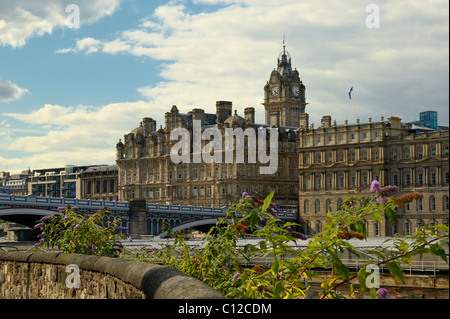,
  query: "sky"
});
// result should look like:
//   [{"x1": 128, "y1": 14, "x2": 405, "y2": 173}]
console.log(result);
[{"x1": 0, "y1": 0, "x2": 448, "y2": 175}]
